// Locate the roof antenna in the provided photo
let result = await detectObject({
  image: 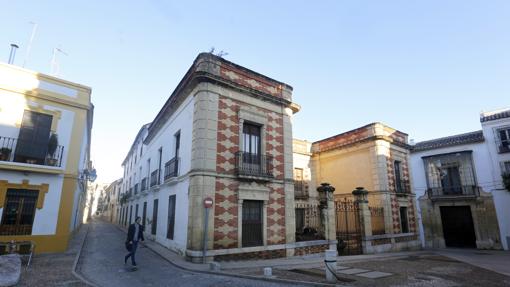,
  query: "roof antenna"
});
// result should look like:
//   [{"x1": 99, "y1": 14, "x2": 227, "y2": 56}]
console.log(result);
[
  {"x1": 50, "y1": 46, "x2": 68, "y2": 76},
  {"x1": 209, "y1": 47, "x2": 228, "y2": 58},
  {"x1": 8, "y1": 44, "x2": 19, "y2": 64},
  {"x1": 23, "y1": 21, "x2": 38, "y2": 68}
]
